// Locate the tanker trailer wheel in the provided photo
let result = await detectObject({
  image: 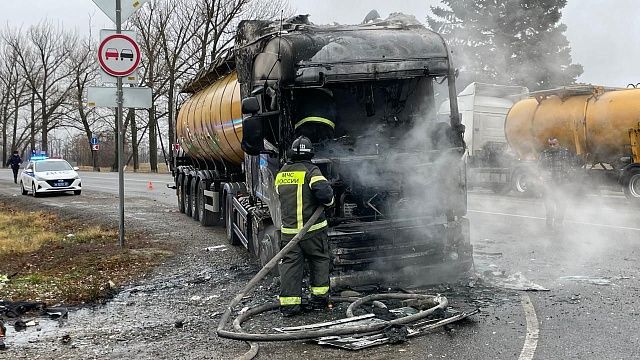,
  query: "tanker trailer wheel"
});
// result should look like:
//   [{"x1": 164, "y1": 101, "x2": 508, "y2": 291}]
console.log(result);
[
  {"x1": 184, "y1": 176, "x2": 193, "y2": 218},
  {"x1": 190, "y1": 178, "x2": 200, "y2": 221},
  {"x1": 622, "y1": 168, "x2": 640, "y2": 202},
  {"x1": 511, "y1": 168, "x2": 536, "y2": 197},
  {"x1": 176, "y1": 173, "x2": 185, "y2": 213},
  {"x1": 198, "y1": 180, "x2": 219, "y2": 226}
]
